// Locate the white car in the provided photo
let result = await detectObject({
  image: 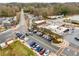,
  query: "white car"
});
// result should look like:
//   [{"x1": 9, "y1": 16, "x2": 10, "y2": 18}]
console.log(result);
[
  {"x1": 43, "y1": 50, "x2": 50, "y2": 56},
  {"x1": 34, "y1": 45, "x2": 39, "y2": 50},
  {"x1": 24, "y1": 37, "x2": 29, "y2": 41},
  {"x1": 36, "y1": 32, "x2": 42, "y2": 36},
  {"x1": 28, "y1": 32, "x2": 33, "y2": 35}
]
